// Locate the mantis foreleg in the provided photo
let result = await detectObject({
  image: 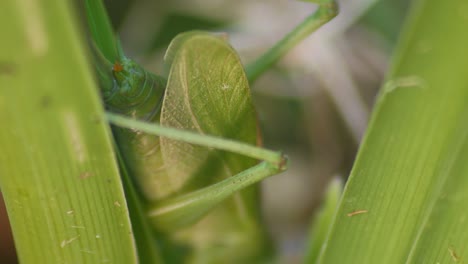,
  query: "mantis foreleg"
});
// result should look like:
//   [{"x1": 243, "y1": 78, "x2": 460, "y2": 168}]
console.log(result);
[{"x1": 245, "y1": 0, "x2": 338, "y2": 83}]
